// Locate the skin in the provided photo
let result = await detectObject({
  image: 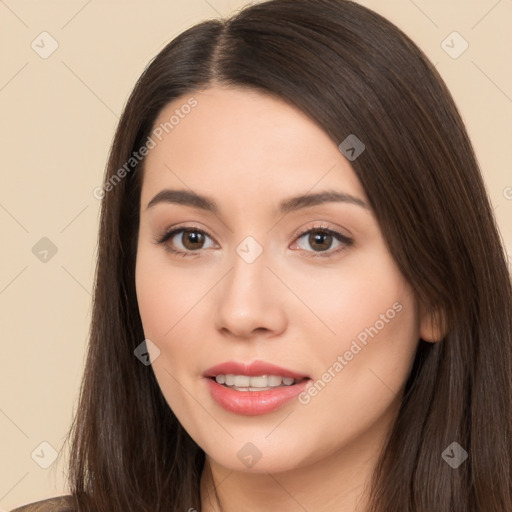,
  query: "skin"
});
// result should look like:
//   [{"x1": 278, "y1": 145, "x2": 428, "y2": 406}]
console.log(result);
[{"x1": 135, "y1": 86, "x2": 441, "y2": 512}]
